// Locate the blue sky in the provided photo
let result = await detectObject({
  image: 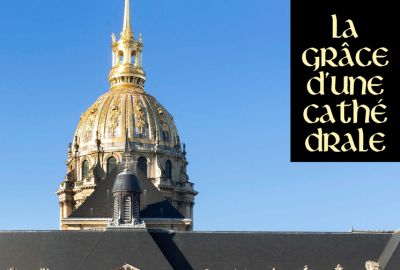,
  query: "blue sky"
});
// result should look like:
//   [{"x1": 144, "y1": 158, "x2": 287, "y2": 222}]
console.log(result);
[{"x1": 0, "y1": 0, "x2": 399, "y2": 232}]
